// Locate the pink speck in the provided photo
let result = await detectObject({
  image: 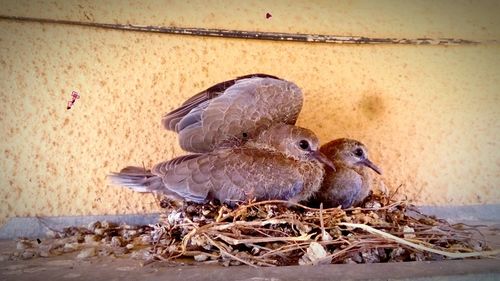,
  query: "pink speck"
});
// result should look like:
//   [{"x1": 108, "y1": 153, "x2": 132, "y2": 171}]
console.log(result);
[{"x1": 67, "y1": 91, "x2": 80, "y2": 110}]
